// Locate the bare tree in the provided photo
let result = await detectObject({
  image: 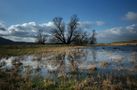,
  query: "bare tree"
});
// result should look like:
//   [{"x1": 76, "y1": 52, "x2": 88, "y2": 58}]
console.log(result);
[
  {"x1": 36, "y1": 29, "x2": 47, "y2": 44},
  {"x1": 90, "y1": 30, "x2": 97, "y2": 44},
  {"x1": 67, "y1": 15, "x2": 79, "y2": 44},
  {"x1": 52, "y1": 17, "x2": 66, "y2": 43},
  {"x1": 73, "y1": 31, "x2": 89, "y2": 45},
  {"x1": 52, "y1": 15, "x2": 80, "y2": 44}
]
